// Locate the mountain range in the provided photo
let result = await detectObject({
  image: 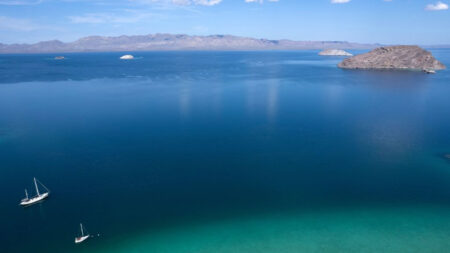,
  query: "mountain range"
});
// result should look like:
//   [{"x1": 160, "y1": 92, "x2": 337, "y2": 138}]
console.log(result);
[{"x1": 0, "y1": 34, "x2": 380, "y2": 54}]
